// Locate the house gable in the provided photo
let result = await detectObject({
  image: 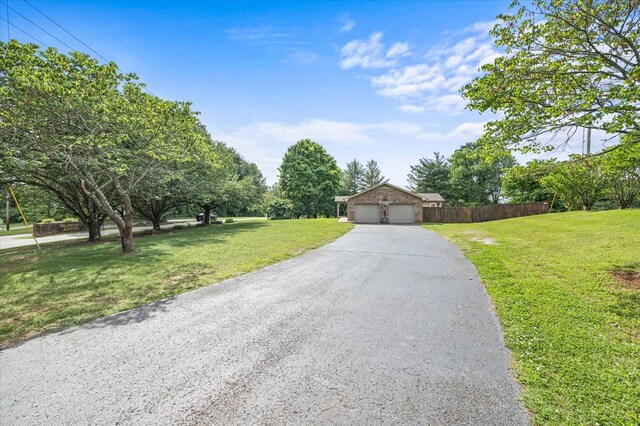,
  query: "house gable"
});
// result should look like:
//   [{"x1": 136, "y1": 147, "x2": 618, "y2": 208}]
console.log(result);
[{"x1": 346, "y1": 183, "x2": 424, "y2": 223}]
